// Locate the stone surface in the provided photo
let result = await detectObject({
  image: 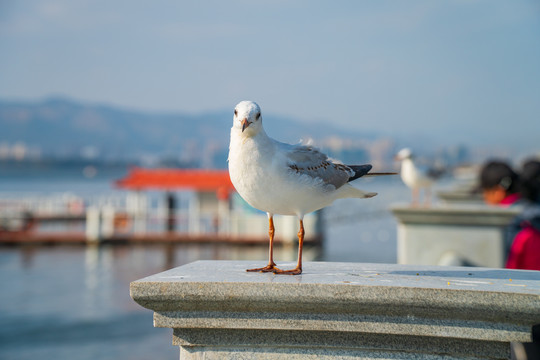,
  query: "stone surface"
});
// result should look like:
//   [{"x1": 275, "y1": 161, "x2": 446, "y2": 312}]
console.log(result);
[{"x1": 131, "y1": 260, "x2": 540, "y2": 359}]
